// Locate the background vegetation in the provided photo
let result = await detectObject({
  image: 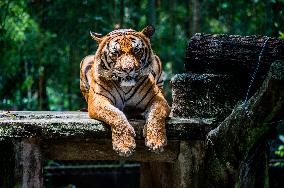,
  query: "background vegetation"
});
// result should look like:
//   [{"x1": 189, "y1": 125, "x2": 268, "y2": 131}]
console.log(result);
[
  {"x1": 1, "y1": 0, "x2": 283, "y2": 111},
  {"x1": 1, "y1": 0, "x2": 283, "y2": 186}
]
